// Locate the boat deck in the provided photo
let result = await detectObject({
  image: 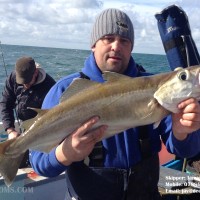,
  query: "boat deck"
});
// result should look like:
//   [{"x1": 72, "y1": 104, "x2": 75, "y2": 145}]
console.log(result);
[{"x1": 0, "y1": 168, "x2": 66, "y2": 200}]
